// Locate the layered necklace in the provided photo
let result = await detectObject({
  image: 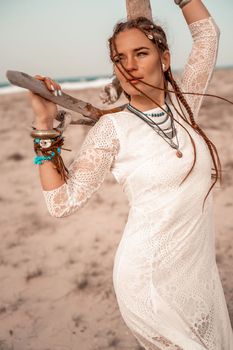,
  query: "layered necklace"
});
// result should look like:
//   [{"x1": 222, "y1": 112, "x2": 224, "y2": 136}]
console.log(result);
[{"x1": 126, "y1": 102, "x2": 183, "y2": 158}]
